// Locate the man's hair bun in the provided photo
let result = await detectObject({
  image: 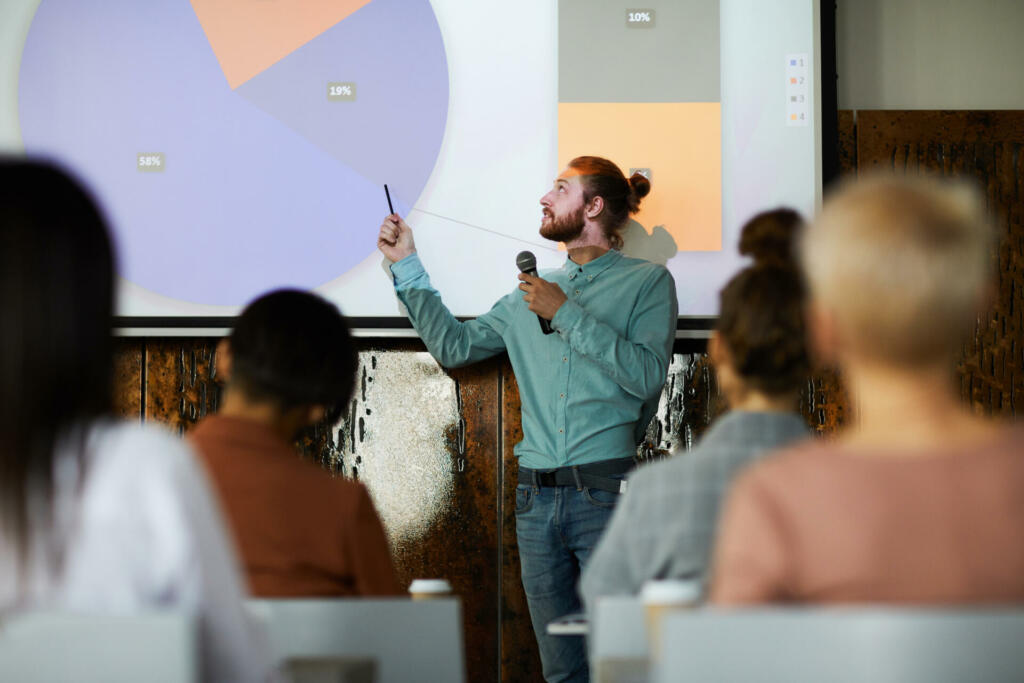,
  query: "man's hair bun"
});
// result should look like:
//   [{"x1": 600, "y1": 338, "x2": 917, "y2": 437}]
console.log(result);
[{"x1": 626, "y1": 173, "x2": 651, "y2": 213}]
